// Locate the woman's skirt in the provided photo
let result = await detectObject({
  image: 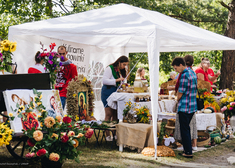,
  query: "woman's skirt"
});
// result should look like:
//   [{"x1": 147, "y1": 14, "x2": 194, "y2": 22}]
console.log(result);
[{"x1": 101, "y1": 85, "x2": 117, "y2": 107}]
